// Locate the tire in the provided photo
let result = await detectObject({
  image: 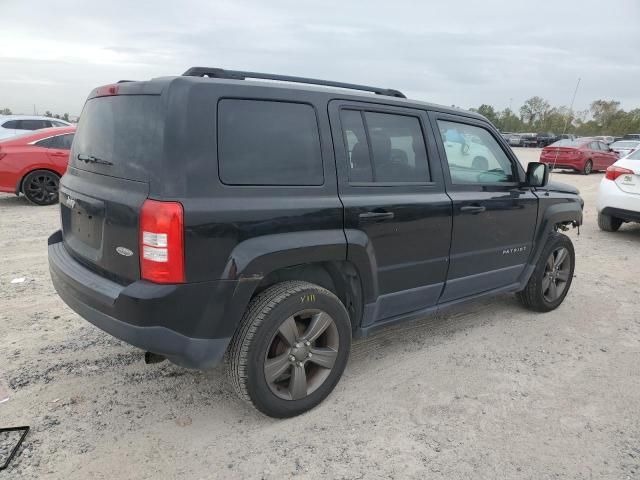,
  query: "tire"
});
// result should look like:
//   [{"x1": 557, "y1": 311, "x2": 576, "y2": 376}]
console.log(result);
[
  {"x1": 597, "y1": 212, "x2": 623, "y2": 232},
  {"x1": 582, "y1": 160, "x2": 593, "y2": 175},
  {"x1": 517, "y1": 232, "x2": 575, "y2": 312},
  {"x1": 227, "y1": 281, "x2": 351, "y2": 418},
  {"x1": 22, "y1": 170, "x2": 60, "y2": 205}
]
